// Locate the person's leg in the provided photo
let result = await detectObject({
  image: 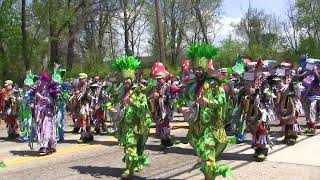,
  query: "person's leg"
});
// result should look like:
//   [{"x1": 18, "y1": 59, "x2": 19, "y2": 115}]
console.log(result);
[
  {"x1": 39, "y1": 116, "x2": 51, "y2": 155},
  {"x1": 6, "y1": 116, "x2": 19, "y2": 139},
  {"x1": 255, "y1": 121, "x2": 269, "y2": 161},
  {"x1": 59, "y1": 108, "x2": 65, "y2": 141},
  {"x1": 306, "y1": 99, "x2": 317, "y2": 134},
  {"x1": 121, "y1": 130, "x2": 137, "y2": 178},
  {"x1": 48, "y1": 115, "x2": 57, "y2": 153},
  {"x1": 160, "y1": 119, "x2": 173, "y2": 148}
]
